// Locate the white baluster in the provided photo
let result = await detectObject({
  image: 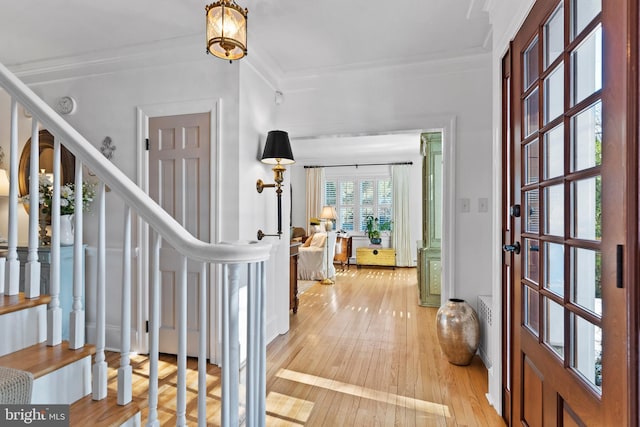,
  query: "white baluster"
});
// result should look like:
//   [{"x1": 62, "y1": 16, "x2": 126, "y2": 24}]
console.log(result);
[
  {"x1": 69, "y1": 158, "x2": 85, "y2": 349},
  {"x1": 146, "y1": 232, "x2": 161, "y2": 427},
  {"x1": 222, "y1": 263, "x2": 240, "y2": 427},
  {"x1": 5, "y1": 99, "x2": 19, "y2": 296},
  {"x1": 24, "y1": 119, "x2": 40, "y2": 299},
  {"x1": 198, "y1": 261, "x2": 207, "y2": 427},
  {"x1": 92, "y1": 182, "x2": 107, "y2": 400},
  {"x1": 176, "y1": 255, "x2": 187, "y2": 426},
  {"x1": 246, "y1": 262, "x2": 267, "y2": 426},
  {"x1": 47, "y1": 140, "x2": 62, "y2": 346},
  {"x1": 246, "y1": 263, "x2": 257, "y2": 426},
  {"x1": 257, "y1": 261, "x2": 266, "y2": 426},
  {"x1": 117, "y1": 206, "x2": 132, "y2": 405}
]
